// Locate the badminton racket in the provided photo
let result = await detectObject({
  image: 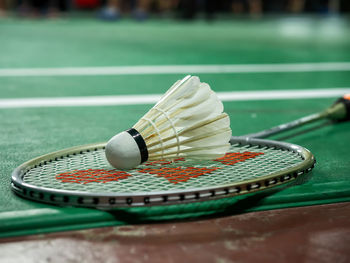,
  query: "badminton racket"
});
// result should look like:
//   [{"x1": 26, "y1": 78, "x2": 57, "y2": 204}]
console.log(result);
[{"x1": 11, "y1": 95, "x2": 349, "y2": 209}]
